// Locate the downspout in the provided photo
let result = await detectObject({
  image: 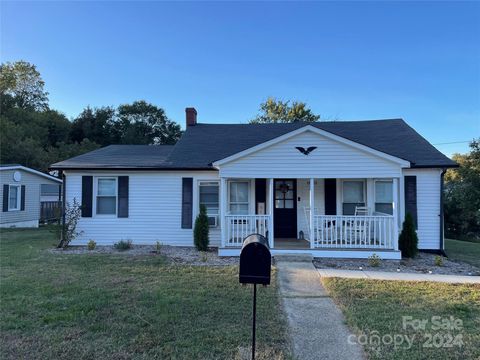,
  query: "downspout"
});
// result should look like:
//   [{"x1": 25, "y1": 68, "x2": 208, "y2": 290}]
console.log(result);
[
  {"x1": 440, "y1": 169, "x2": 447, "y2": 256},
  {"x1": 57, "y1": 171, "x2": 66, "y2": 248}
]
